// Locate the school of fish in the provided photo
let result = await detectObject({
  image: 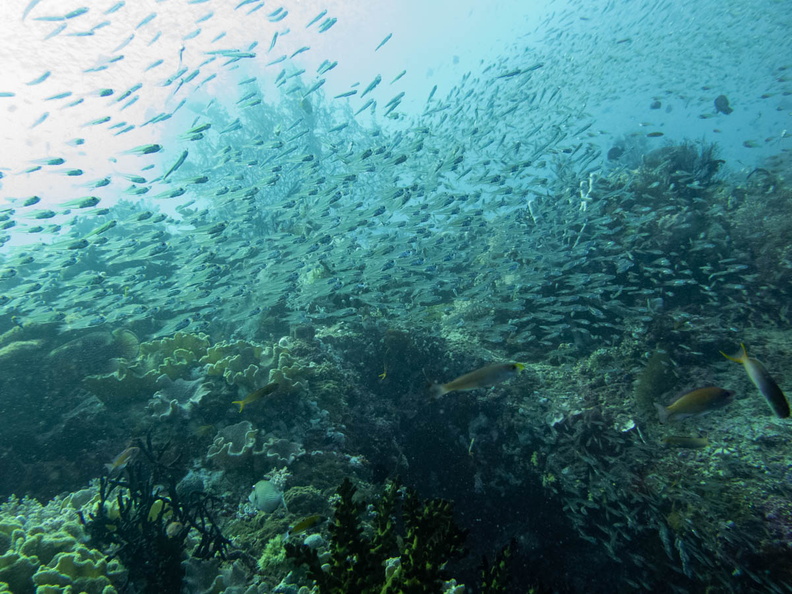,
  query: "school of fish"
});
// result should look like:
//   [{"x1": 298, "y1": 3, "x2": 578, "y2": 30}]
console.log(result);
[{"x1": 0, "y1": 0, "x2": 790, "y2": 372}]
